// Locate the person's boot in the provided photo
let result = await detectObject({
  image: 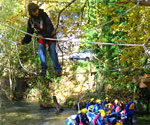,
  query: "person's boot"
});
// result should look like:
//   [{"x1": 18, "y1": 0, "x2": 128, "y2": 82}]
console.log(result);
[
  {"x1": 56, "y1": 71, "x2": 62, "y2": 77},
  {"x1": 40, "y1": 71, "x2": 46, "y2": 77}
]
